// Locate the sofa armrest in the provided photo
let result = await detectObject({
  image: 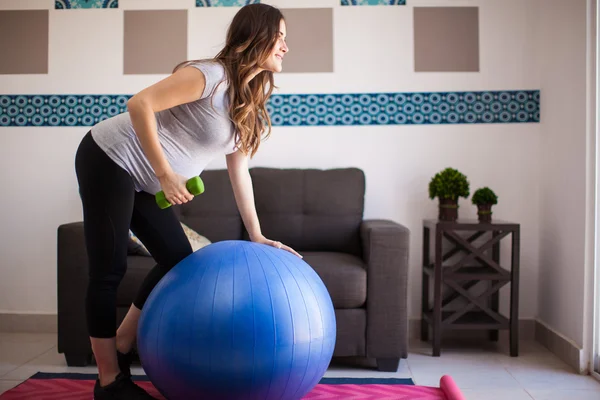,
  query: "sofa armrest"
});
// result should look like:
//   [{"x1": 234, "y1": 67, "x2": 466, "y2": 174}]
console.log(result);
[
  {"x1": 360, "y1": 219, "x2": 410, "y2": 359},
  {"x1": 57, "y1": 222, "x2": 91, "y2": 357}
]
